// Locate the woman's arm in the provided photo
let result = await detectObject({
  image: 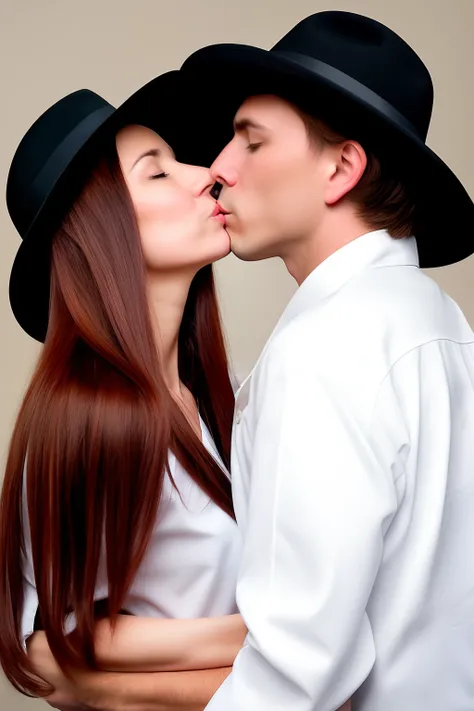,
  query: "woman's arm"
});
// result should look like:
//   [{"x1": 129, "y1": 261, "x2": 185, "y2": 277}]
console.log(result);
[
  {"x1": 33, "y1": 661, "x2": 351, "y2": 711},
  {"x1": 94, "y1": 614, "x2": 247, "y2": 672},
  {"x1": 29, "y1": 634, "x2": 232, "y2": 711},
  {"x1": 29, "y1": 613, "x2": 247, "y2": 674},
  {"x1": 28, "y1": 632, "x2": 351, "y2": 711}
]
